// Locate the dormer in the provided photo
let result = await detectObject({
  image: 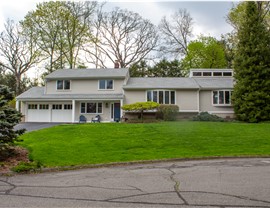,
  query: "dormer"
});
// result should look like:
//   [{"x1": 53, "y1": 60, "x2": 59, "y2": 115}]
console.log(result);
[{"x1": 189, "y1": 69, "x2": 233, "y2": 78}]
